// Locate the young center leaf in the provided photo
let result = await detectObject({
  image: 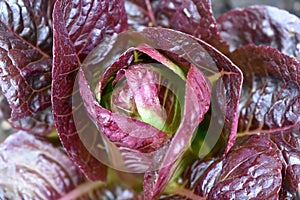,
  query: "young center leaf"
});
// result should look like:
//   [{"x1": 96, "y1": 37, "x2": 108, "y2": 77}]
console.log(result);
[{"x1": 138, "y1": 28, "x2": 243, "y2": 199}]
